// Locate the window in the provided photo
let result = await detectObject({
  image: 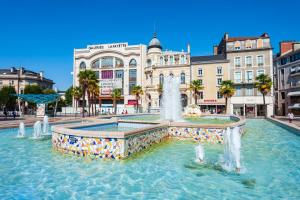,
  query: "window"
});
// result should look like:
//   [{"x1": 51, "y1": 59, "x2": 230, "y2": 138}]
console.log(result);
[
  {"x1": 246, "y1": 86, "x2": 253, "y2": 96},
  {"x1": 9, "y1": 80, "x2": 14, "y2": 85},
  {"x1": 180, "y1": 55, "x2": 185, "y2": 64},
  {"x1": 235, "y1": 86, "x2": 242, "y2": 96},
  {"x1": 0, "y1": 80, "x2": 2, "y2": 85},
  {"x1": 234, "y1": 71, "x2": 242, "y2": 83},
  {"x1": 281, "y1": 92, "x2": 285, "y2": 100},
  {"x1": 170, "y1": 56, "x2": 174, "y2": 64},
  {"x1": 94, "y1": 71, "x2": 99, "y2": 79},
  {"x1": 234, "y1": 57, "x2": 241, "y2": 67},
  {"x1": 217, "y1": 67, "x2": 222, "y2": 75},
  {"x1": 115, "y1": 70, "x2": 124, "y2": 79},
  {"x1": 198, "y1": 68, "x2": 203, "y2": 76},
  {"x1": 160, "y1": 57, "x2": 163, "y2": 65},
  {"x1": 101, "y1": 70, "x2": 113, "y2": 79},
  {"x1": 245, "y1": 71, "x2": 253, "y2": 83},
  {"x1": 101, "y1": 57, "x2": 113, "y2": 68},
  {"x1": 246, "y1": 56, "x2": 252, "y2": 67},
  {"x1": 91, "y1": 59, "x2": 100, "y2": 68},
  {"x1": 159, "y1": 74, "x2": 164, "y2": 85},
  {"x1": 245, "y1": 40, "x2": 252, "y2": 49},
  {"x1": 234, "y1": 41, "x2": 241, "y2": 50},
  {"x1": 217, "y1": 78, "x2": 222, "y2": 85},
  {"x1": 115, "y1": 58, "x2": 124, "y2": 68},
  {"x1": 257, "y1": 55, "x2": 264, "y2": 66},
  {"x1": 217, "y1": 92, "x2": 223, "y2": 99},
  {"x1": 129, "y1": 59, "x2": 137, "y2": 67},
  {"x1": 79, "y1": 62, "x2": 86, "y2": 70},
  {"x1": 147, "y1": 59, "x2": 152, "y2": 67},
  {"x1": 199, "y1": 79, "x2": 203, "y2": 85},
  {"x1": 257, "y1": 69, "x2": 265, "y2": 76},
  {"x1": 129, "y1": 69, "x2": 137, "y2": 93},
  {"x1": 199, "y1": 91, "x2": 203, "y2": 99},
  {"x1": 180, "y1": 73, "x2": 185, "y2": 84}
]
